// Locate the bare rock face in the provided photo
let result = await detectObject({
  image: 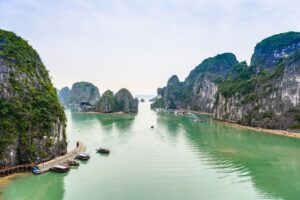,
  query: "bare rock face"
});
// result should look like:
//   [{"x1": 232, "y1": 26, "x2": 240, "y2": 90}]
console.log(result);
[
  {"x1": 114, "y1": 88, "x2": 138, "y2": 113},
  {"x1": 190, "y1": 75, "x2": 218, "y2": 112},
  {"x1": 214, "y1": 50, "x2": 300, "y2": 130},
  {"x1": 0, "y1": 29, "x2": 67, "y2": 166},
  {"x1": 214, "y1": 32, "x2": 300, "y2": 130},
  {"x1": 151, "y1": 53, "x2": 238, "y2": 111},
  {"x1": 152, "y1": 32, "x2": 300, "y2": 131}
]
